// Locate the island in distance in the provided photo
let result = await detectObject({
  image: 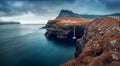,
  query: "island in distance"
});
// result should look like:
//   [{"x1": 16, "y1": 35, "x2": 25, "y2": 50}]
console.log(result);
[{"x1": 0, "y1": 21, "x2": 20, "y2": 25}]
